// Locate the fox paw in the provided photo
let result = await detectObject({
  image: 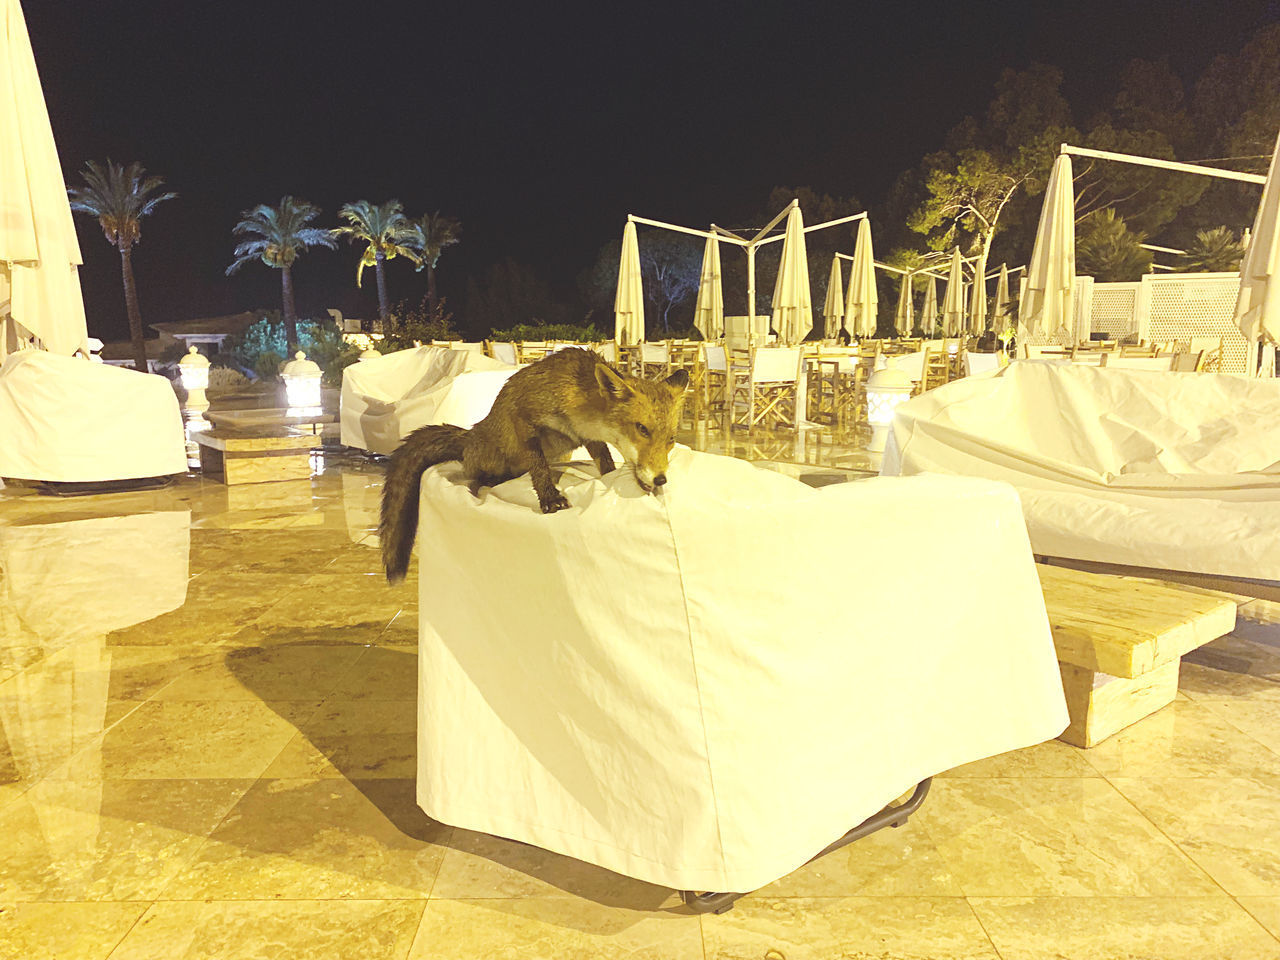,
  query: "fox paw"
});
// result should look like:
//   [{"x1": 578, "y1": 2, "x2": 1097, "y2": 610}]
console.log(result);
[{"x1": 539, "y1": 492, "x2": 571, "y2": 514}]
